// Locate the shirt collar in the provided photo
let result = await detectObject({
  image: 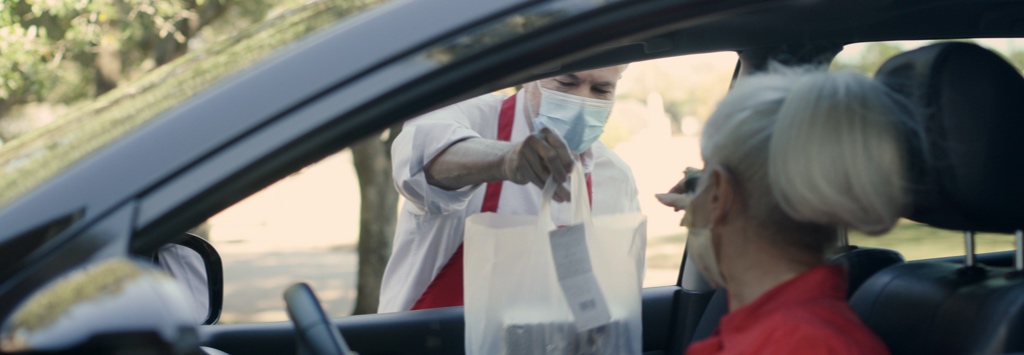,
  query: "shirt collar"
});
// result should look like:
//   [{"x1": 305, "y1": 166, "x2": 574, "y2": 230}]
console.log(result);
[{"x1": 718, "y1": 264, "x2": 848, "y2": 337}]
